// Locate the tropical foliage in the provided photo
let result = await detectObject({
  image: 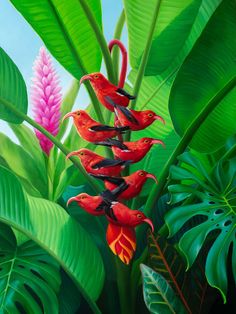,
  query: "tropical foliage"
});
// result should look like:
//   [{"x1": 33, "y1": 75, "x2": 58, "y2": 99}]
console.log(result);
[{"x1": 0, "y1": 0, "x2": 235, "y2": 313}]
